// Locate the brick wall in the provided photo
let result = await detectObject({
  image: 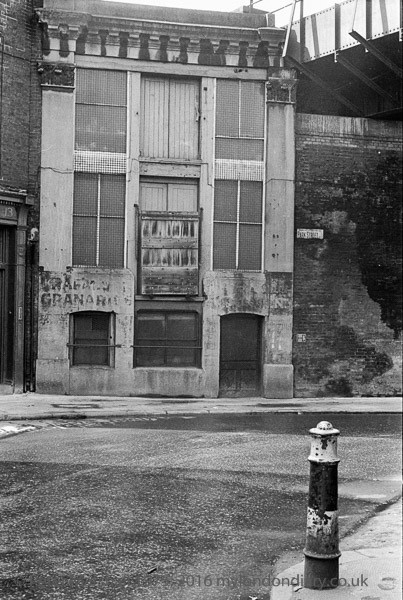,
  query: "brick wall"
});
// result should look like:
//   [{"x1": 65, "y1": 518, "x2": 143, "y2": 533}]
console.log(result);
[
  {"x1": 294, "y1": 114, "x2": 402, "y2": 397},
  {"x1": 0, "y1": 0, "x2": 42, "y2": 199},
  {"x1": 1, "y1": 0, "x2": 42, "y2": 389}
]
